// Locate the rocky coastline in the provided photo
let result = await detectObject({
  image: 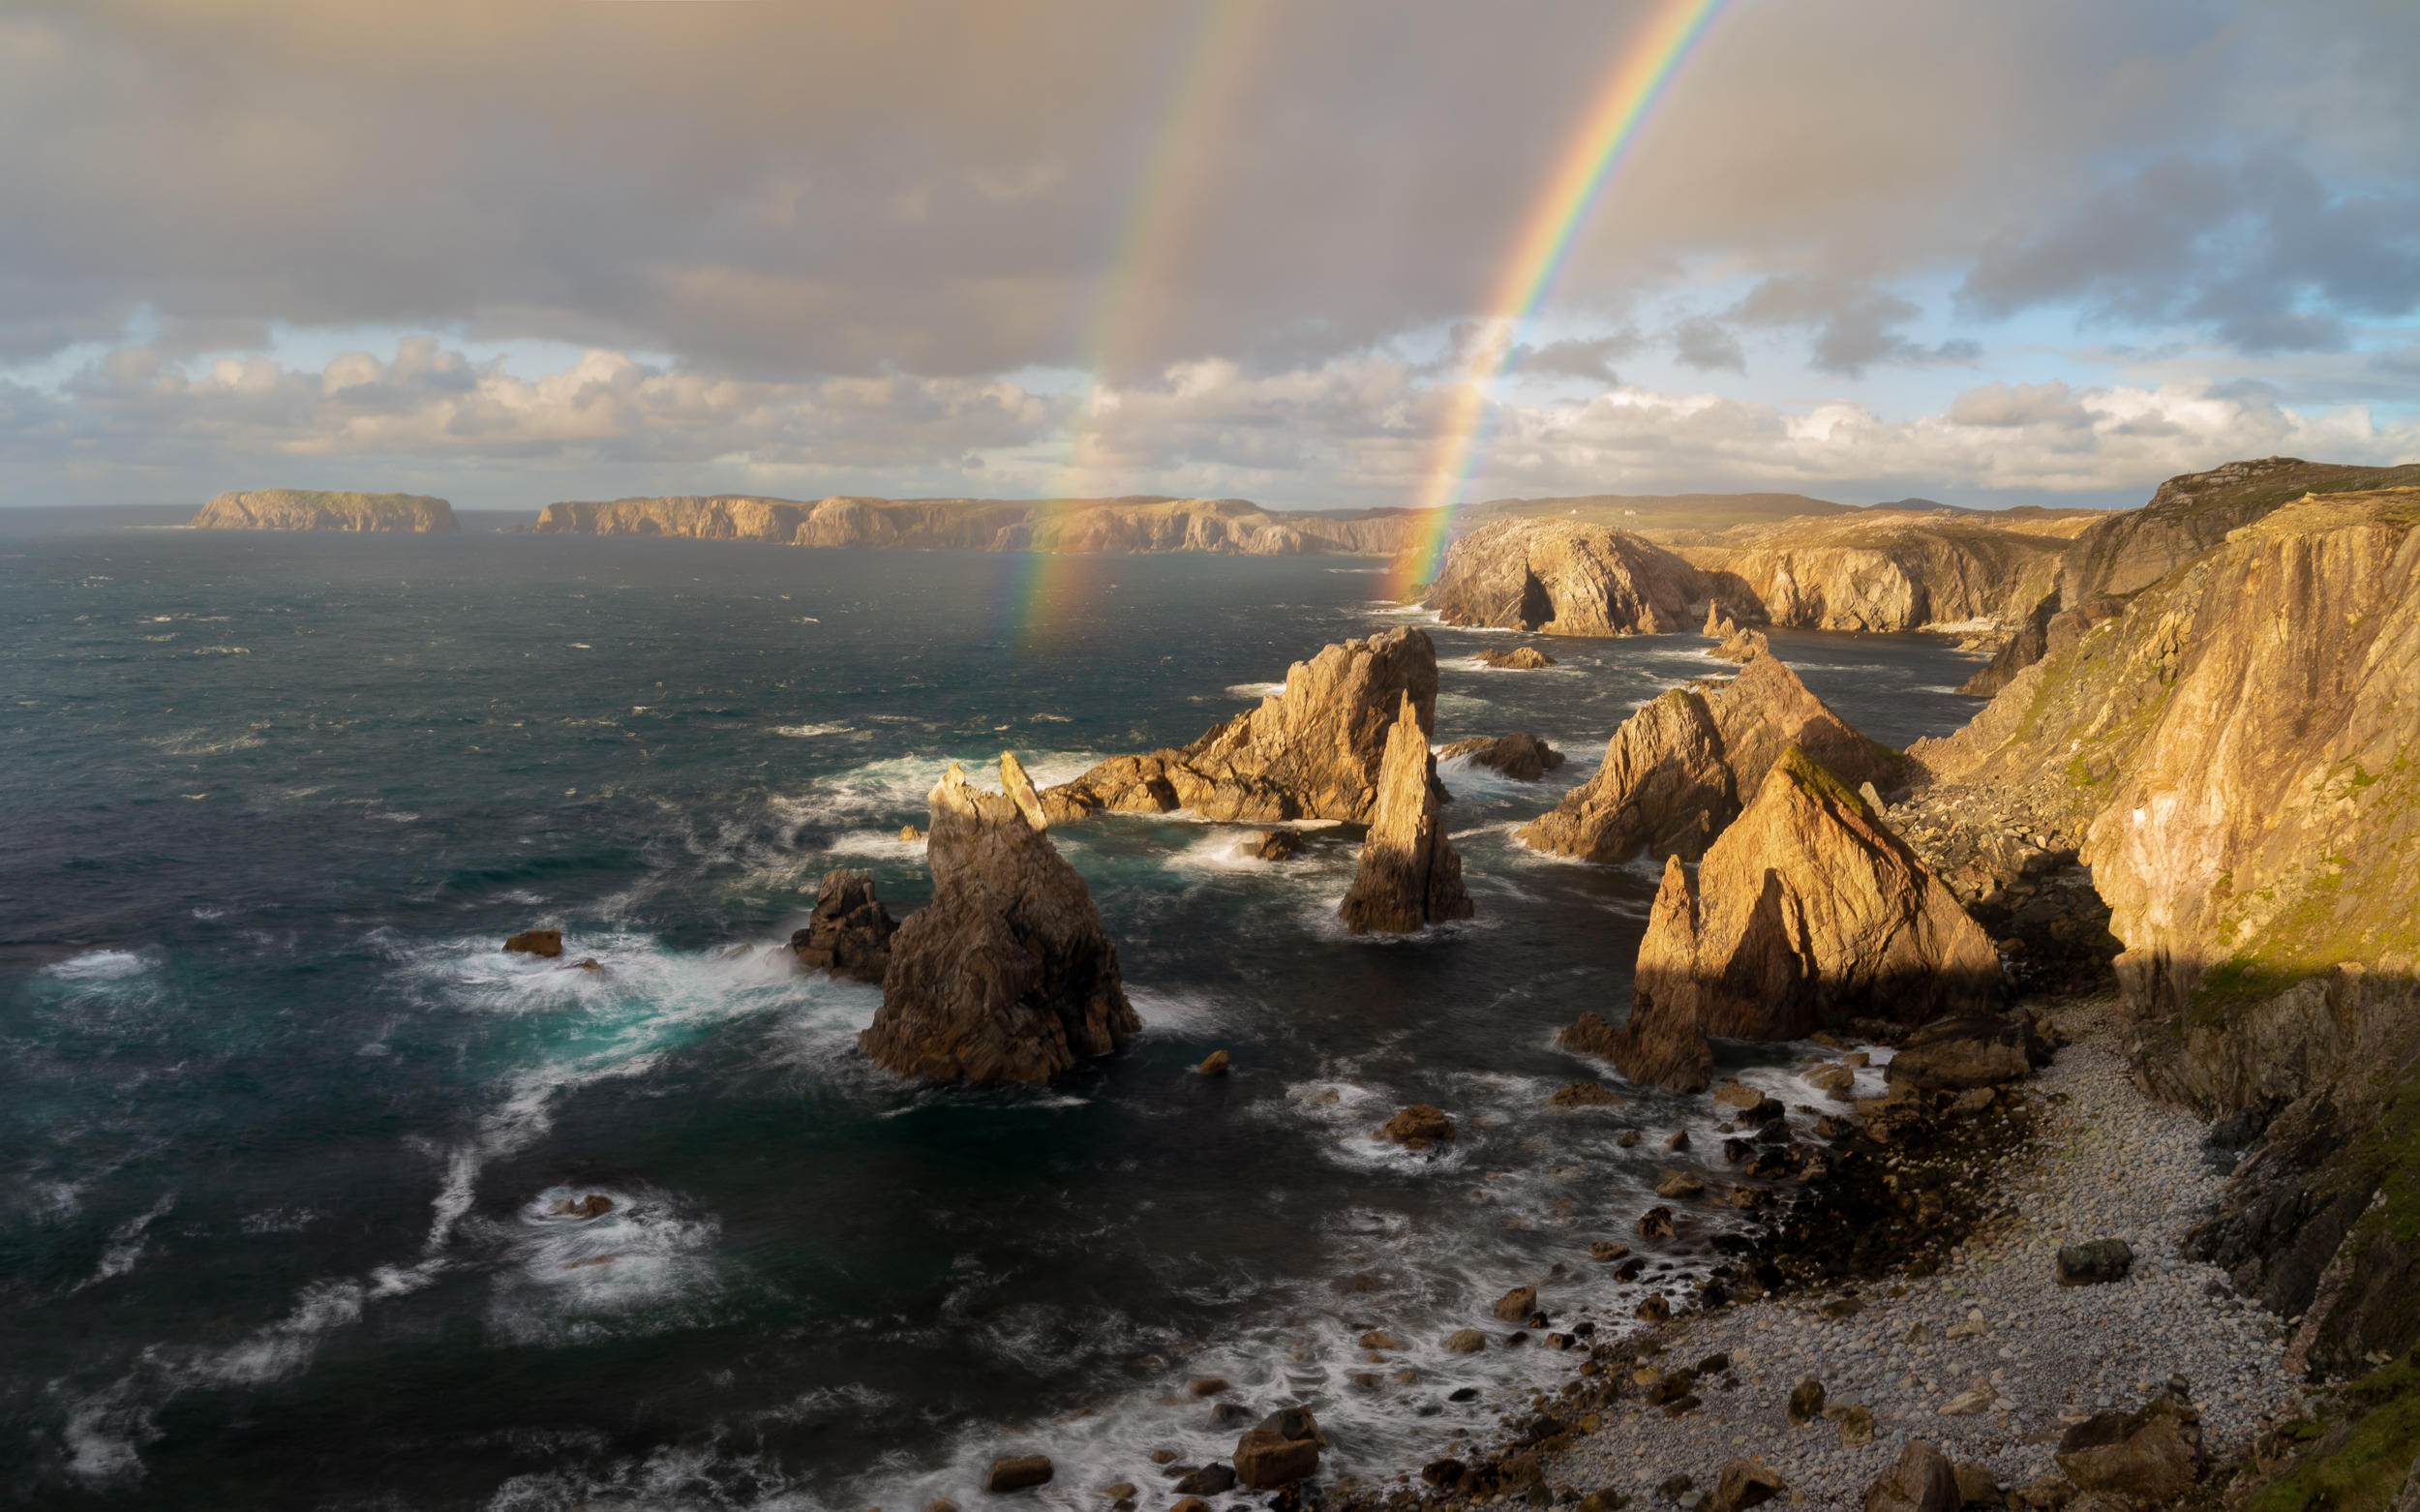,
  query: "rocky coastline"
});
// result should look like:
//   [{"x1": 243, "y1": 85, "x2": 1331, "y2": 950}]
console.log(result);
[{"x1": 188, "y1": 488, "x2": 458, "y2": 532}]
